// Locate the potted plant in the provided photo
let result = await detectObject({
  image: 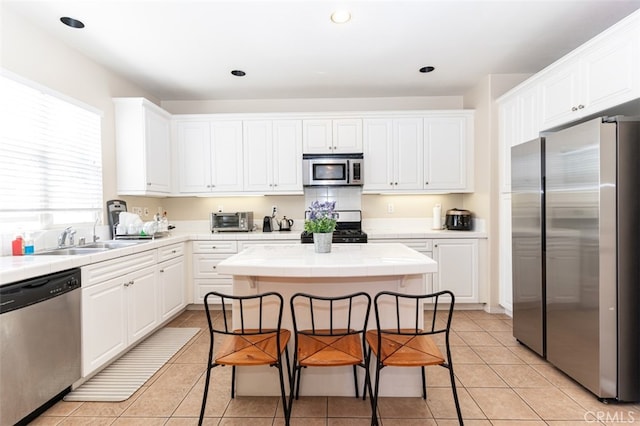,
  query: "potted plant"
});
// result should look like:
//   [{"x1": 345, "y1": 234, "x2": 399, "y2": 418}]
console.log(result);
[{"x1": 305, "y1": 201, "x2": 337, "y2": 253}]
